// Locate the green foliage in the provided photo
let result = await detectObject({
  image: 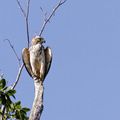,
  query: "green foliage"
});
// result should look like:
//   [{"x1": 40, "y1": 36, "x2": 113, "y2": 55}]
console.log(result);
[{"x1": 0, "y1": 78, "x2": 30, "y2": 120}]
